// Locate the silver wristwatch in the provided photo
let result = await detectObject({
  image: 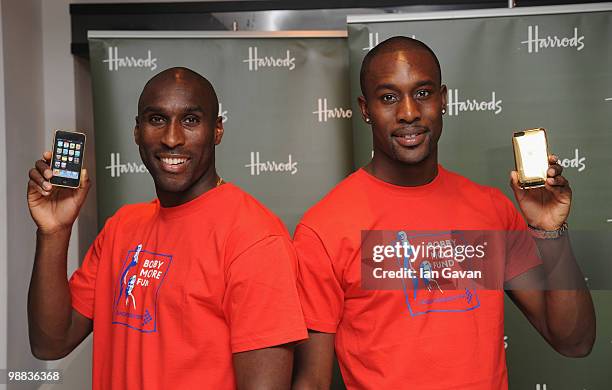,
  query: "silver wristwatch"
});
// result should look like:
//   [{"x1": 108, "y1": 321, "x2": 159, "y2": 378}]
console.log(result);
[{"x1": 527, "y1": 221, "x2": 568, "y2": 239}]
